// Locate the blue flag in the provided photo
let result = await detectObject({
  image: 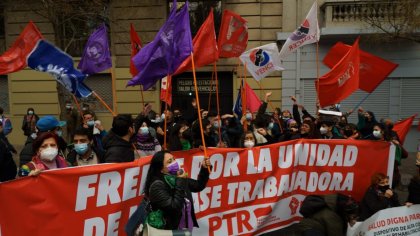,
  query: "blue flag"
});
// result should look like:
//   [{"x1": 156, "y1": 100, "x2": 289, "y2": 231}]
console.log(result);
[
  {"x1": 128, "y1": 1, "x2": 193, "y2": 90},
  {"x1": 78, "y1": 23, "x2": 112, "y2": 75},
  {"x1": 233, "y1": 85, "x2": 242, "y2": 118},
  {"x1": 27, "y1": 40, "x2": 92, "y2": 98}
]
